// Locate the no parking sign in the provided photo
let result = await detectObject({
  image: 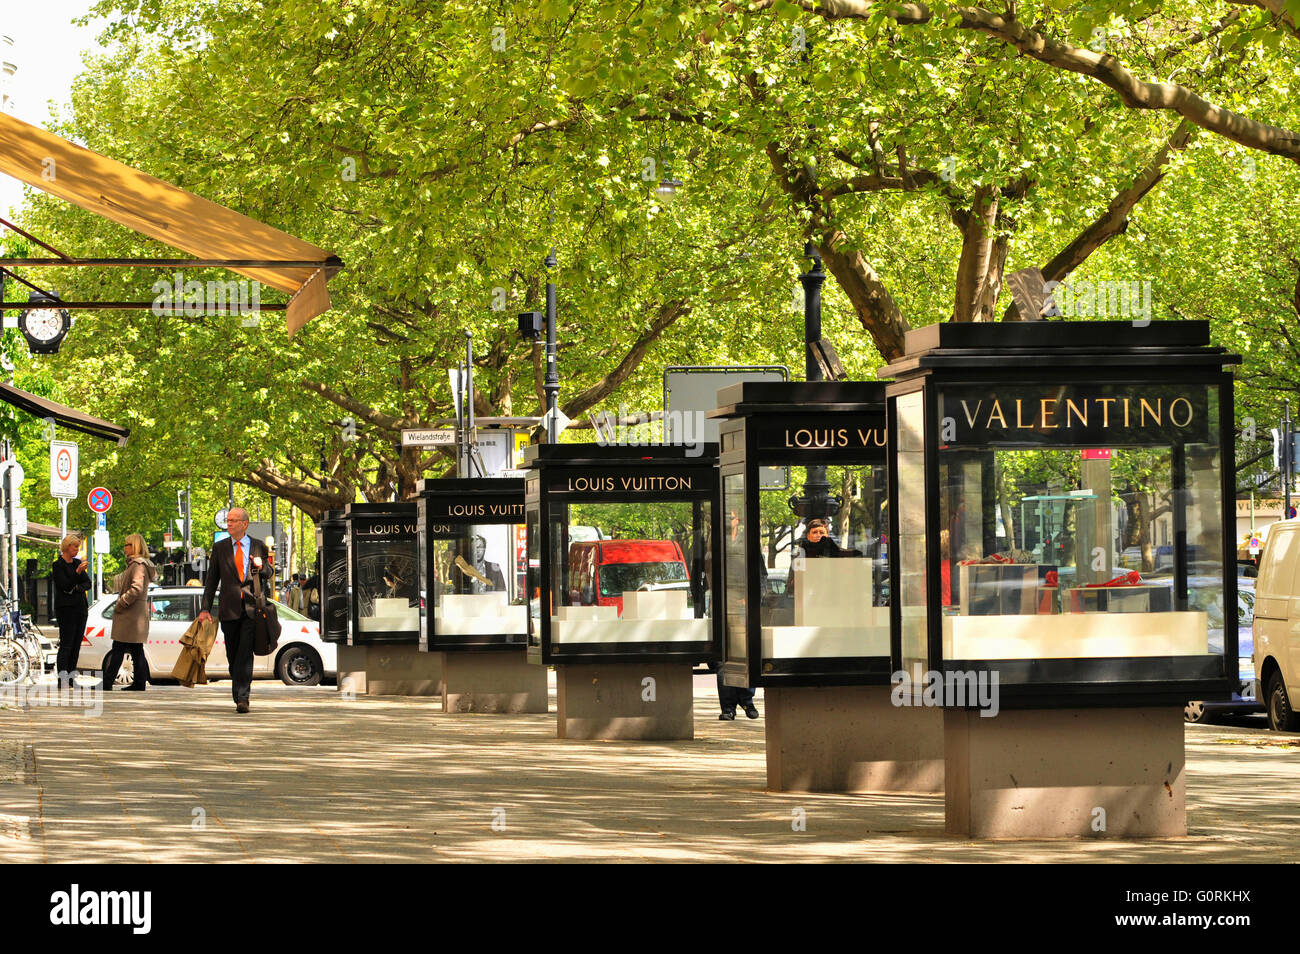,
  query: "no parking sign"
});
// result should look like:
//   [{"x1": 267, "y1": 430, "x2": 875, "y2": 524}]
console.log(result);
[{"x1": 88, "y1": 487, "x2": 113, "y2": 514}]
